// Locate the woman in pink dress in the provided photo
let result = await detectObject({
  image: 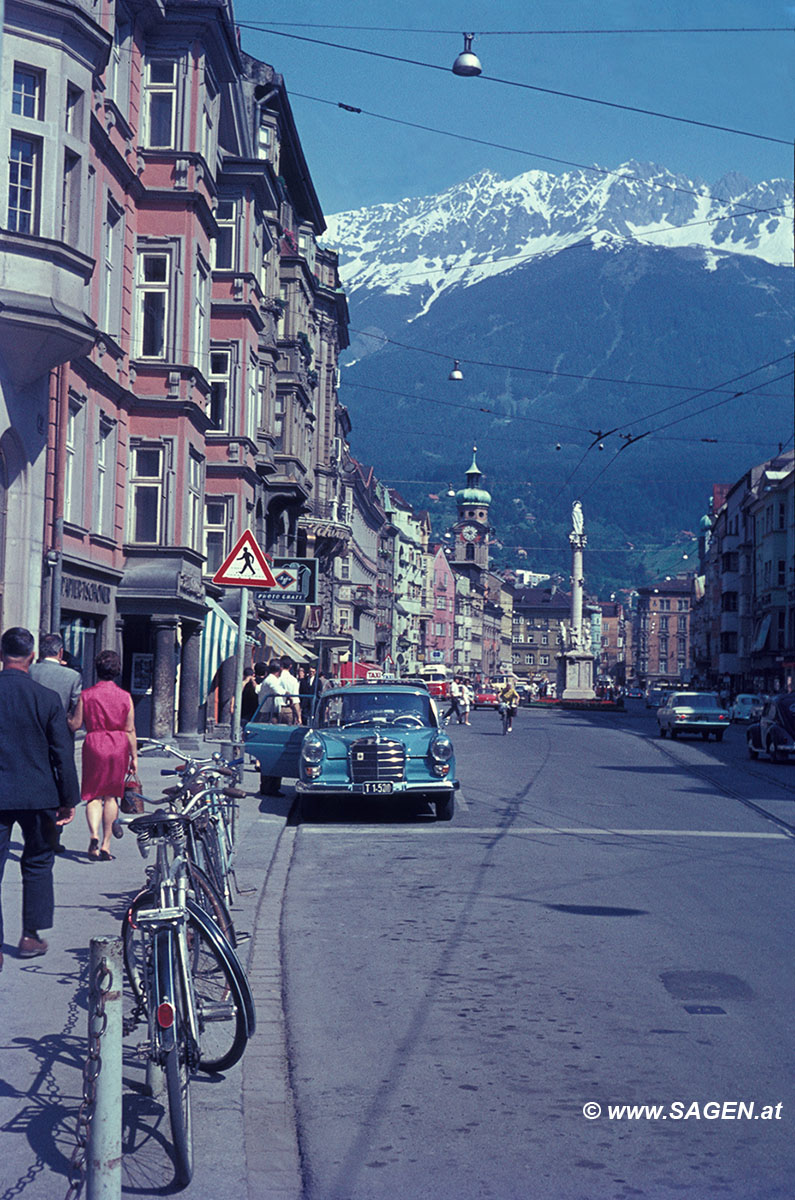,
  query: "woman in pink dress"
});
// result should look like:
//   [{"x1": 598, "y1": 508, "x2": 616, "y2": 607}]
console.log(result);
[{"x1": 72, "y1": 650, "x2": 138, "y2": 860}]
